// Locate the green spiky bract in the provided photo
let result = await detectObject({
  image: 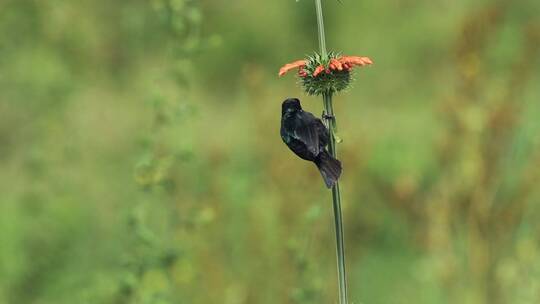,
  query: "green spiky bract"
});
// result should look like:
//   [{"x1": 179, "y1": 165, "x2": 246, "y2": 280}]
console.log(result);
[{"x1": 300, "y1": 51, "x2": 351, "y2": 96}]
